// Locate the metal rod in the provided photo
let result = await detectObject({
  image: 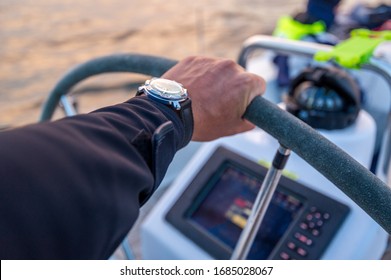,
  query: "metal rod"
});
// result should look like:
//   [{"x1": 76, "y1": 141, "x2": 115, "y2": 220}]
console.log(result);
[
  {"x1": 231, "y1": 145, "x2": 291, "y2": 260},
  {"x1": 60, "y1": 95, "x2": 77, "y2": 117},
  {"x1": 121, "y1": 239, "x2": 136, "y2": 260}
]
